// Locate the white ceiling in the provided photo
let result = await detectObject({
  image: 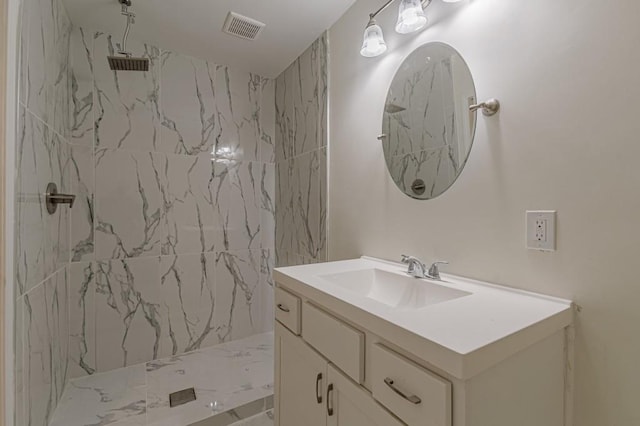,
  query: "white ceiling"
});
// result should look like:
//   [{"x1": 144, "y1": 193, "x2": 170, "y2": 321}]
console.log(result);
[{"x1": 62, "y1": 0, "x2": 357, "y2": 78}]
